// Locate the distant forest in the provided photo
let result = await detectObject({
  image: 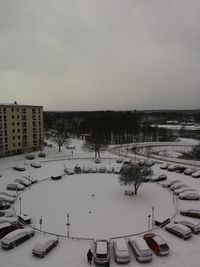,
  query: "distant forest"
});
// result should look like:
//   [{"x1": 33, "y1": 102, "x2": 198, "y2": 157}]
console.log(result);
[{"x1": 43, "y1": 110, "x2": 200, "y2": 144}]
